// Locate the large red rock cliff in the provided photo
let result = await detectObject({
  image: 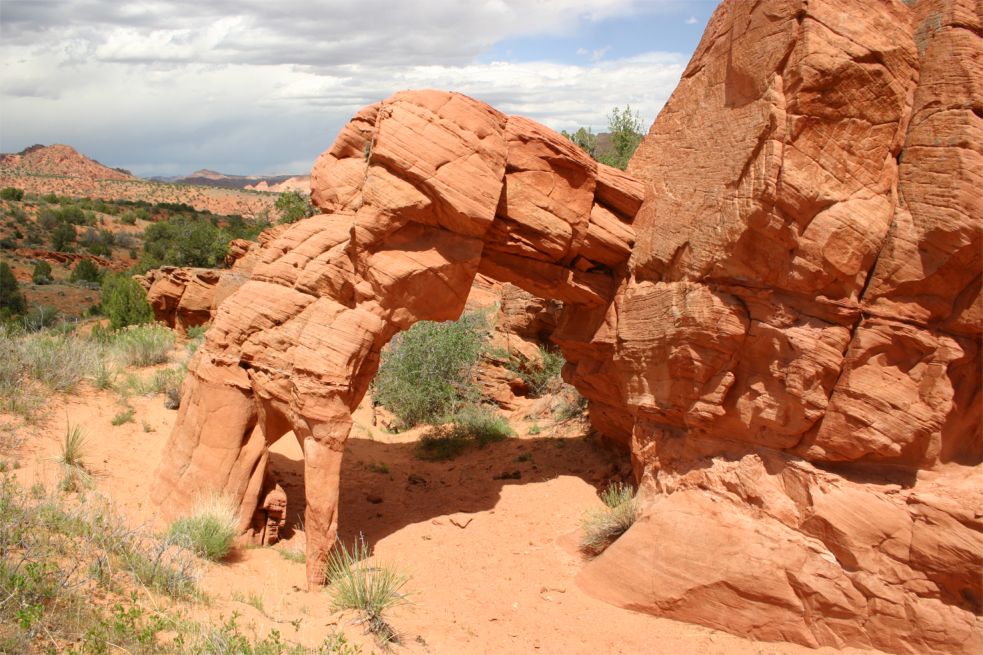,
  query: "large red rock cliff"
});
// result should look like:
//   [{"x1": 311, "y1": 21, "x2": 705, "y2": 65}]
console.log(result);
[{"x1": 578, "y1": 1, "x2": 981, "y2": 653}]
